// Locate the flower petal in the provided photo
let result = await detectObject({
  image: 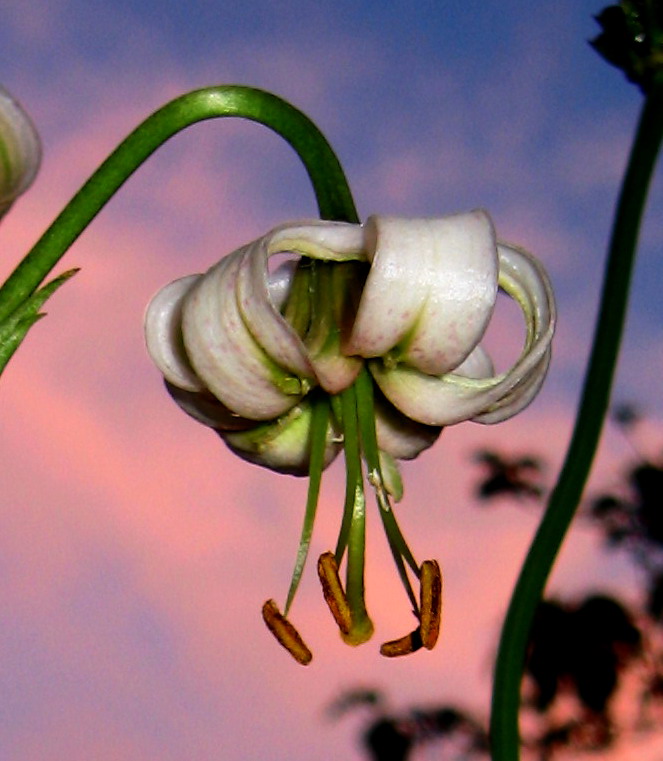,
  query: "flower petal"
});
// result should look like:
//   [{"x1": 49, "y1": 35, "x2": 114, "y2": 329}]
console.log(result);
[
  {"x1": 164, "y1": 381, "x2": 257, "y2": 431},
  {"x1": 346, "y1": 211, "x2": 498, "y2": 375},
  {"x1": 181, "y1": 249, "x2": 310, "y2": 420},
  {"x1": 266, "y1": 222, "x2": 367, "y2": 393},
  {"x1": 222, "y1": 399, "x2": 342, "y2": 475},
  {"x1": 145, "y1": 221, "x2": 367, "y2": 424},
  {"x1": 235, "y1": 234, "x2": 315, "y2": 381},
  {"x1": 268, "y1": 220, "x2": 365, "y2": 263},
  {"x1": 453, "y1": 344, "x2": 494, "y2": 379},
  {"x1": 369, "y1": 240, "x2": 555, "y2": 426},
  {"x1": 373, "y1": 390, "x2": 442, "y2": 460},
  {"x1": 0, "y1": 86, "x2": 41, "y2": 218},
  {"x1": 144, "y1": 274, "x2": 205, "y2": 391},
  {"x1": 236, "y1": 220, "x2": 366, "y2": 394}
]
